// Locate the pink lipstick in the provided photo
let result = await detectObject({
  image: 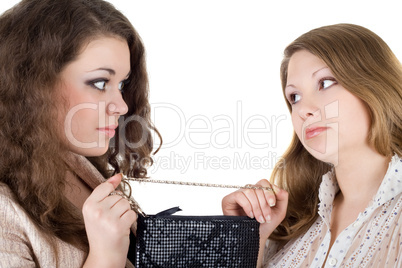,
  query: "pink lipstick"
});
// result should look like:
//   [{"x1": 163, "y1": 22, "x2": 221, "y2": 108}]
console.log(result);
[
  {"x1": 97, "y1": 125, "x2": 118, "y2": 138},
  {"x1": 305, "y1": 126, "x2": 327, "y2": 140}
]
